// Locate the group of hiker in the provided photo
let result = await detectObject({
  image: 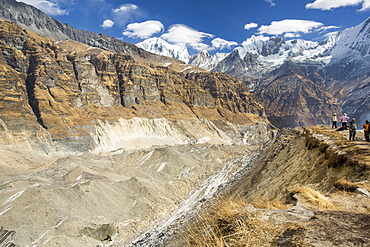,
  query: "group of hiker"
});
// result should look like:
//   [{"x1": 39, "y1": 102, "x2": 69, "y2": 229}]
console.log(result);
[{"x1": 331, "y1": 113, "x2": 370, "y2": 142}]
